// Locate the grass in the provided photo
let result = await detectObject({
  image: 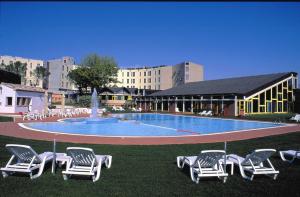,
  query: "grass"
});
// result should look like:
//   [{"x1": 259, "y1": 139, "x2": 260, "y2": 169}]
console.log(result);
[{"x1": 0, "y1": 133, "x2": 300, "y2": 197}]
